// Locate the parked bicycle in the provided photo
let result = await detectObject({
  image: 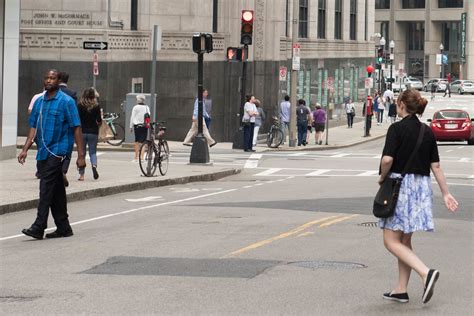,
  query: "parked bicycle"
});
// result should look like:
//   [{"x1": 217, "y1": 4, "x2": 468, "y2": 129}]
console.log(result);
[
  {"x1": 139, "y1": 121, "x2": 169, "y2": 177},
  {"x1": 266, "y1": 116, "x2": 284, "y2": 148},
  {"x1": 102, "y1": 112, "x2": 125, "y2": 146}
]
